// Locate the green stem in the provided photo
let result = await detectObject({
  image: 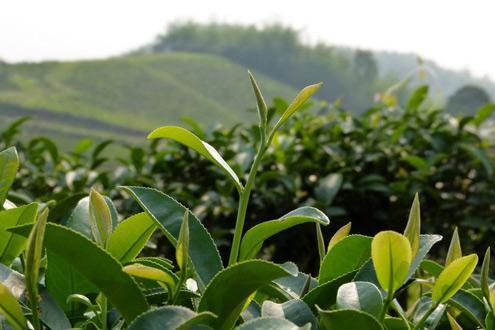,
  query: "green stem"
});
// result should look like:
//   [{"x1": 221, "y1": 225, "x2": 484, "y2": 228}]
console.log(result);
[
  {"x1": 28, "y1": 292, "x2": 41, "y2": 330},
  {"x1": 172, "y1": 268, "x2": 187, "y2": 304},
  {"x1": 315, "y1": 224, "x2": 326, "y2": 262},
  {"x1": 413, "y1": 303, "x2": 438, "y2": 330},
  {"x1": 379, "y1": 290, "x2": 394, "y2": 323},
  {"x1": 228, "y1": 143, "x2": 266, "y2": 266},
  {"x1": 100, "y1": 295, "x2": 107, "y2": 330}
]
